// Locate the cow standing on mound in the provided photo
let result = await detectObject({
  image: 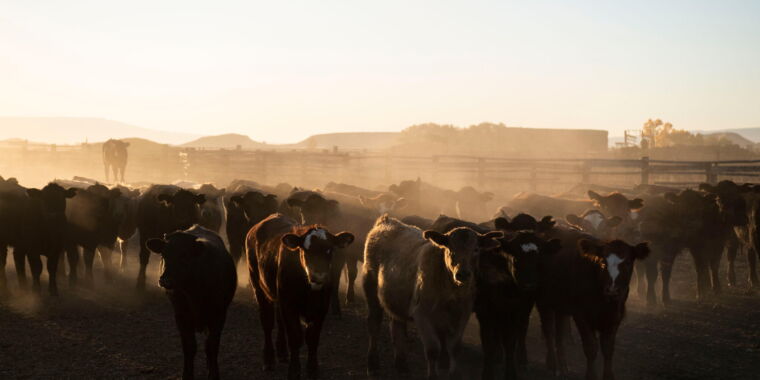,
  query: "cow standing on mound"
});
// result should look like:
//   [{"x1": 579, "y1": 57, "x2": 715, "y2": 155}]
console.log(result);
[
  {"x1": 246, "y1": 213, "x2": 354, "y2": 379},
  {"x1": 147, "y1": 225, "x2": 237, "y2": 380},
  {"x1": 102, "y1": 139, "x2": 129, "y2": 183},
  {"x1": 363, "y1": 215, "x2": 502, "y2": 379},
  {"x1": 136, "y1": 185, "x2": 206, "y2": 289}
]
